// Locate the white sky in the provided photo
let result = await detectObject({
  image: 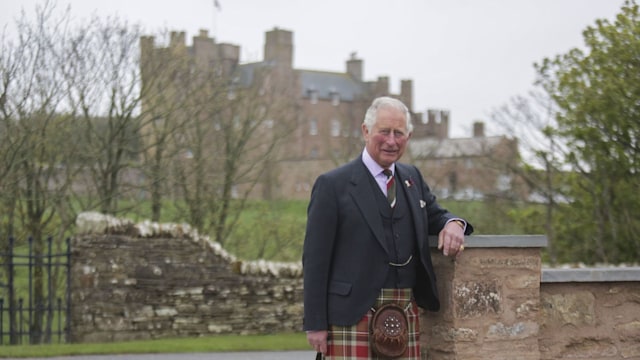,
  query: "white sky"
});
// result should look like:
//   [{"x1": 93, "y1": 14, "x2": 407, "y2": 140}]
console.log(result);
[{"x1": 1, "y1": 0, "x2": 625, "y2": 137}]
